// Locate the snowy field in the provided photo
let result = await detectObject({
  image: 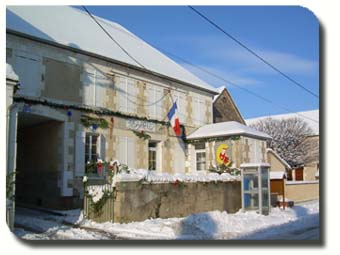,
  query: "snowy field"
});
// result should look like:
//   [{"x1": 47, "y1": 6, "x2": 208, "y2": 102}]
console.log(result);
[{"x1": 13, "y1": 200, "x2": 319, "y2": 240}]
